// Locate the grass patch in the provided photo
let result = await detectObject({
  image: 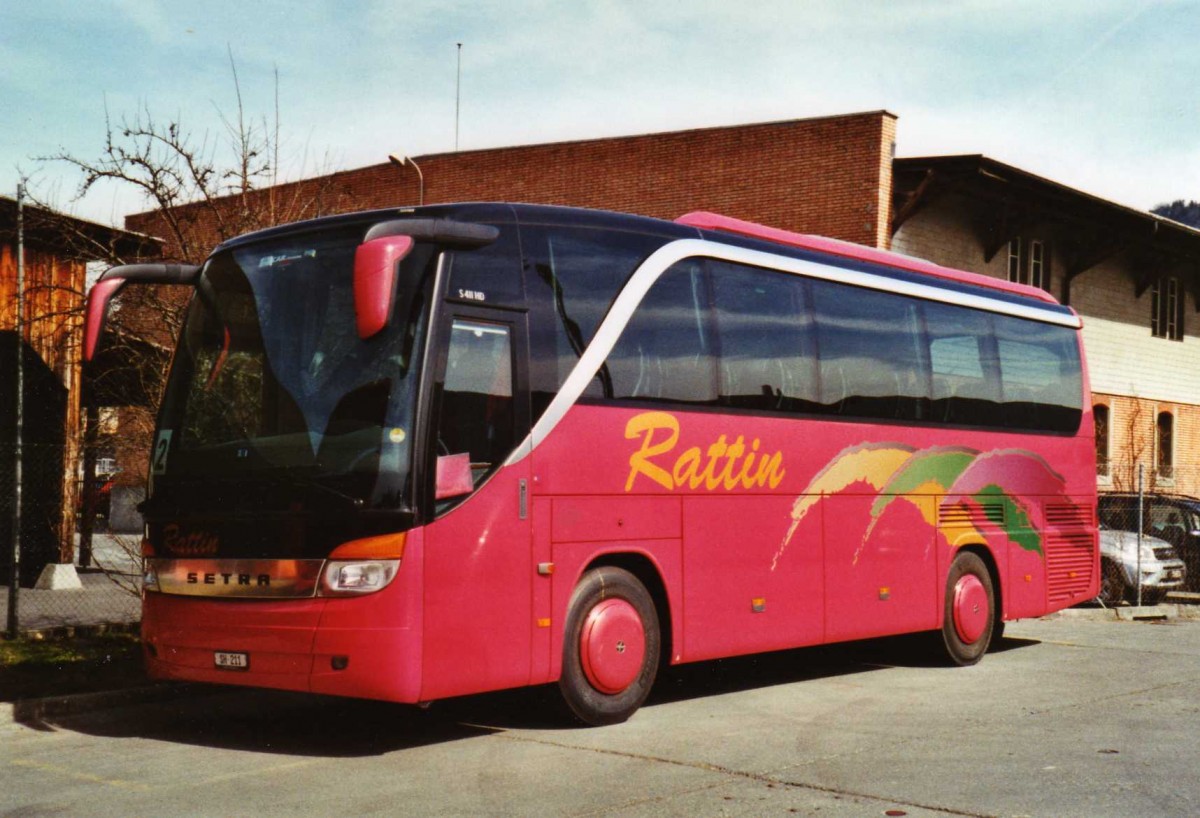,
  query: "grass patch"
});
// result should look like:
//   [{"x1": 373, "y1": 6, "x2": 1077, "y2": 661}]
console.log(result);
[{"x1": 0, "y1": 633, "x2": 146, "y2": 702}]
